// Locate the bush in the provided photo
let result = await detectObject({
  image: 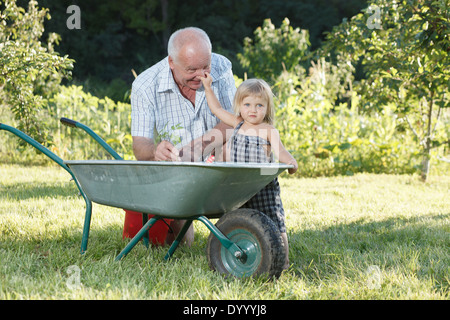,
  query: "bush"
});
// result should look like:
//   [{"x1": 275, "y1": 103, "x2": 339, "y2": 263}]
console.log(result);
[
  {"x1": 237, "y1": 18, "x2": 447, "y2": 177},
  {"x1": 238, "y1": 18, "x2": 310, "y2": 82},
  {"x1": 0, "y1": 0, "x2": 74, "y2": 145}
]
